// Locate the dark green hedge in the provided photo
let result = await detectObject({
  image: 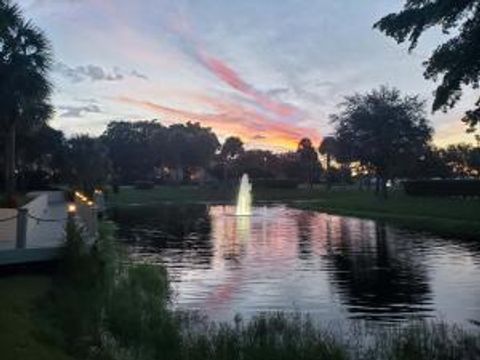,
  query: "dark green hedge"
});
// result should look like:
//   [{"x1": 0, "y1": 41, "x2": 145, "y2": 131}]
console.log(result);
[
  {"x1": 403, "y1": 179, "x2": 480, "y2": 197},
  {"x1": 252, "y1": 178, "x2": 299, "y2": 189}
]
